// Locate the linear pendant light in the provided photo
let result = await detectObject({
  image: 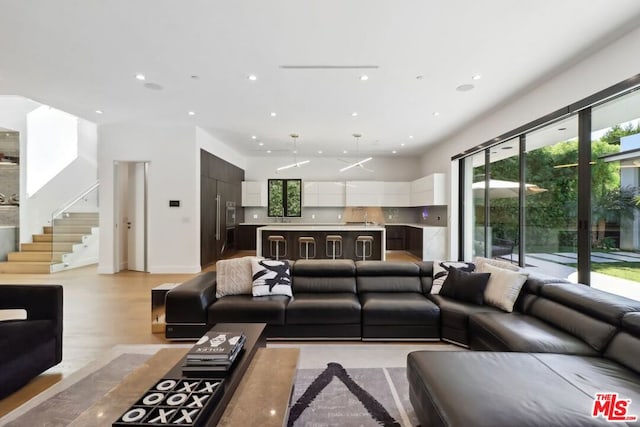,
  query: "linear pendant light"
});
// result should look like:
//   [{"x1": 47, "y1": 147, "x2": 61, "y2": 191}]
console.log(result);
[
  {"x1": 277, "y1": 134, "x2": 310, "y2": 172},
  {"x1": 339, "y1": 133, "x2": 374, "y2": 173}
]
